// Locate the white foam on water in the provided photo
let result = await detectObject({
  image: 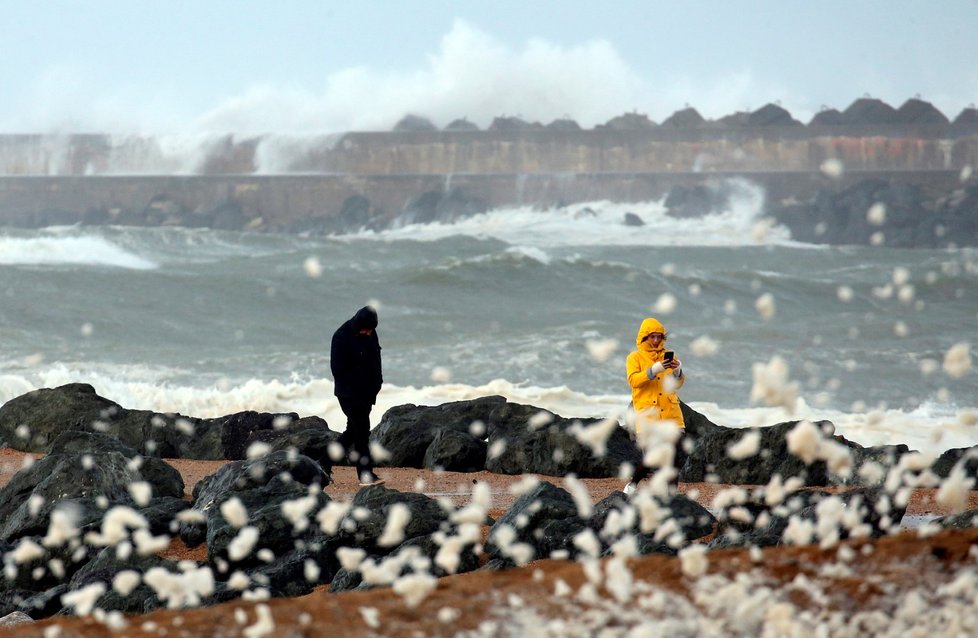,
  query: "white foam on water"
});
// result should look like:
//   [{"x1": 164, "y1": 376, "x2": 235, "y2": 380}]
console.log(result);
[
  {"x1": 0, "y1": 234, "x2": 157, "y2": 269},
  {"x1": 351, "y1": 180, "x2": 799, "y2": 248},
  {"x1": 1, "y1": 366, "x2": 973, "y2": 458}
]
